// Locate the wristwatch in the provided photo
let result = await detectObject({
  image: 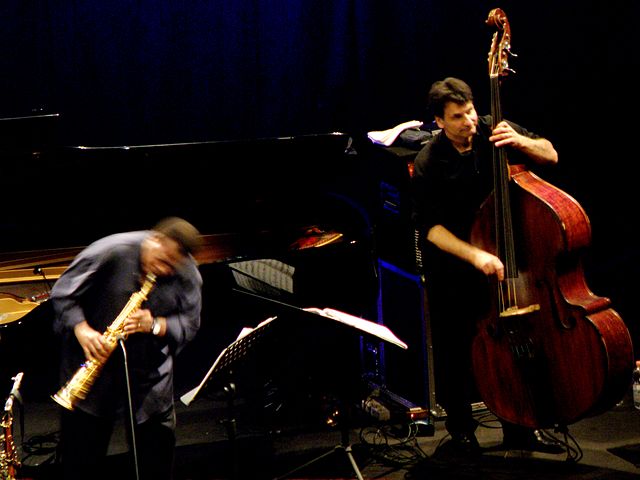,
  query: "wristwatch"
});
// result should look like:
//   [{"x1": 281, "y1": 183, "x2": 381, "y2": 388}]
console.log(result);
[{"x1": 151, "y1": 317, "x2": 161, "y2": 336}]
